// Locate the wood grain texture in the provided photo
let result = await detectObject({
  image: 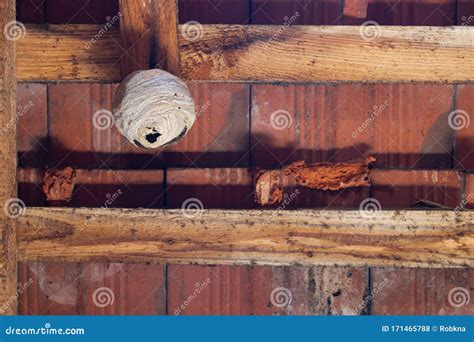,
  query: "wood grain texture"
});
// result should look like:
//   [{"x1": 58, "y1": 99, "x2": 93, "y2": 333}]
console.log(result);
[
  {"x1": 0, "y1": 0, "x2": 18, "y2": 315},
  {"x1": 17, "y1": 25, "x2": 121, "y2": 82},
  {"x1": 179, "y1": 25, "x2": 474, "y2": 82},
  {"x1": 17, "y1": 24, "x2": 474, "y2": 82},
  {"x1": 119, "y1": 0, "x2": 180, "y2": 77},
  {"x1": 153, "y1": 0, "x2": 180, "y2": 75},
  {"x1": 18, "y1": 208, "x2": 473, "y2": 268}
]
